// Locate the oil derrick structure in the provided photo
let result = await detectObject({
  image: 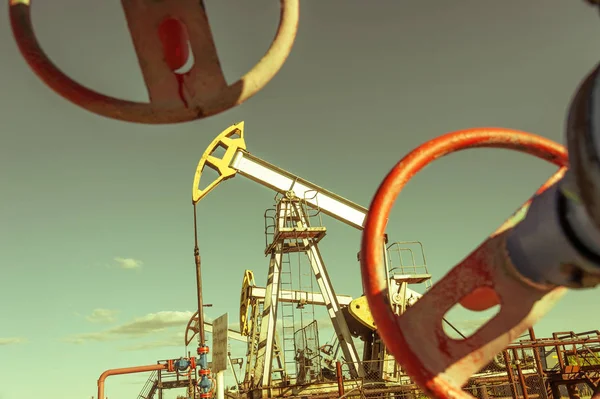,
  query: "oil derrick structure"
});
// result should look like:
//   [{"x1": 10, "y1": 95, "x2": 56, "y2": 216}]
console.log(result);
[
  {"x1": 251, "y1": 191, "x2": 364, "y2": 389},
  {"x1": 239, "y1": 268, "x2": 357, "y2": 390},
  {"x1": 345, "y1": 241, "x2": 432, "y2": 381},
  {"x1": 239, "y1": 270, "x2": 286, "y2": 388},
  {"x1": 381, "y1": 242, "x2": 432, "y2": 379}
]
